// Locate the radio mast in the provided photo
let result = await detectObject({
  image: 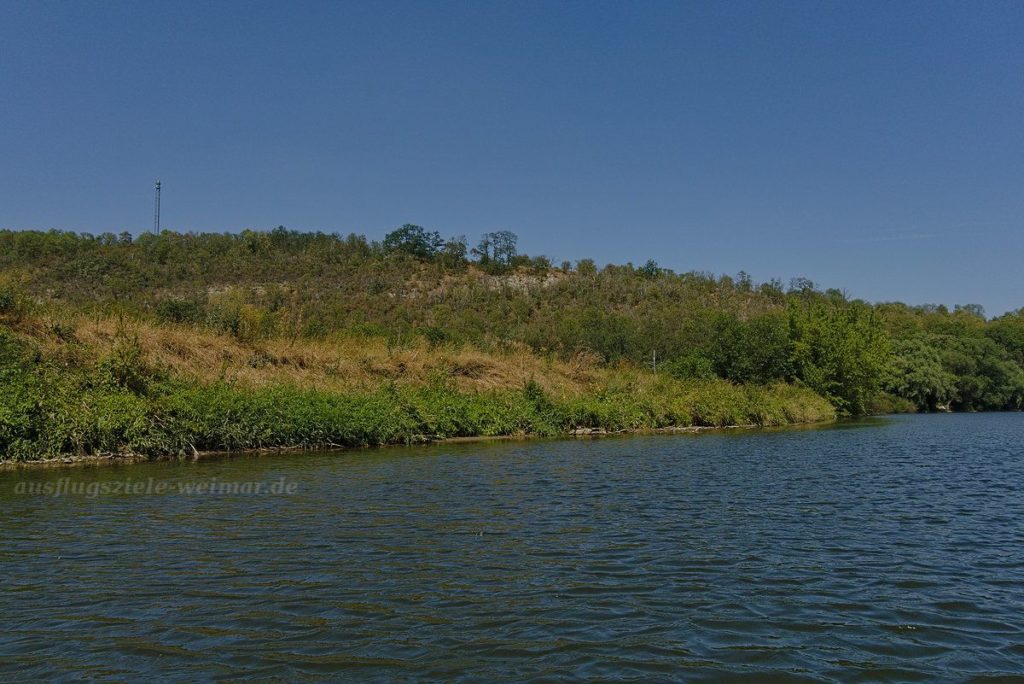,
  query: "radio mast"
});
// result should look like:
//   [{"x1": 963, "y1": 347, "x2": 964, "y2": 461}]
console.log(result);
[{"x1": 154, "y1": 180, "x2": 162, "y2": 232}]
